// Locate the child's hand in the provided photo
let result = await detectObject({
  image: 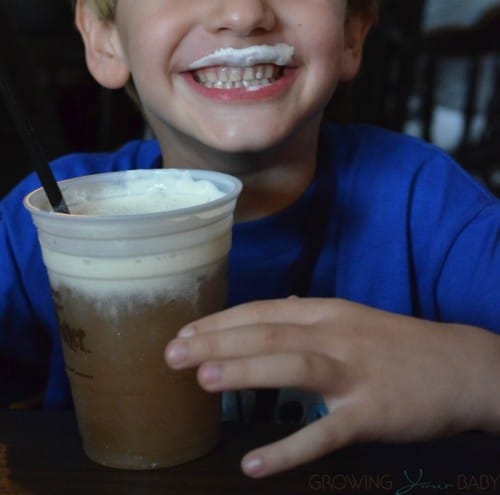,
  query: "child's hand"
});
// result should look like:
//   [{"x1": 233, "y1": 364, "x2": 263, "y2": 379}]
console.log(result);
[{"x1": 165, "y1": 298, "x2": 500, "y2": 478}]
